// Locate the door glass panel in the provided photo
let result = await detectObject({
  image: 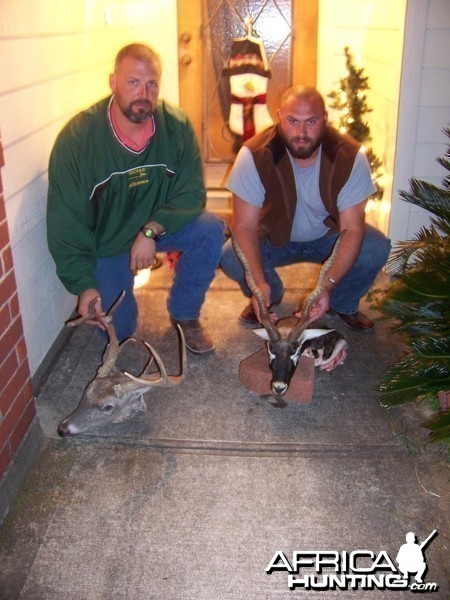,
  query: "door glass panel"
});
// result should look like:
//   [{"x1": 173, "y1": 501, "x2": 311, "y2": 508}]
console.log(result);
[{"x1": 203, "y1": 0, "x2": 292, "y2": 163}]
